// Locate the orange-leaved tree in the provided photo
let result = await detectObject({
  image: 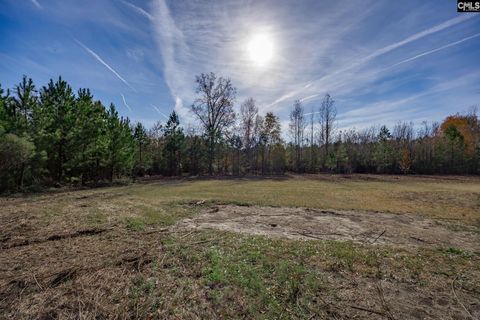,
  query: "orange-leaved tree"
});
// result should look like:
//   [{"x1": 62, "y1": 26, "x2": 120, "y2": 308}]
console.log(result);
[{"x1": 440, "y1": 114, "x2": 477, "y2": 157}]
